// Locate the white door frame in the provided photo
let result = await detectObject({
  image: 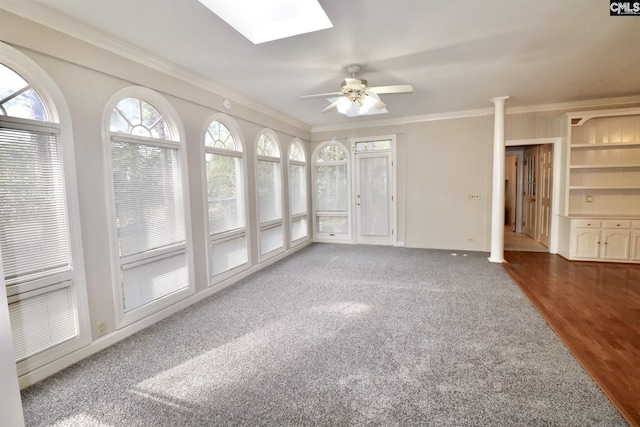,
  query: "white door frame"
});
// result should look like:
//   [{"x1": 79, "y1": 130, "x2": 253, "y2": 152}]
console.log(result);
[
  {"x1": 350, "y1": 135, "x2": 397, "y2": 246},
  {"x1": 505, "y1": 138, "x2": 562, "y2": 254}
]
